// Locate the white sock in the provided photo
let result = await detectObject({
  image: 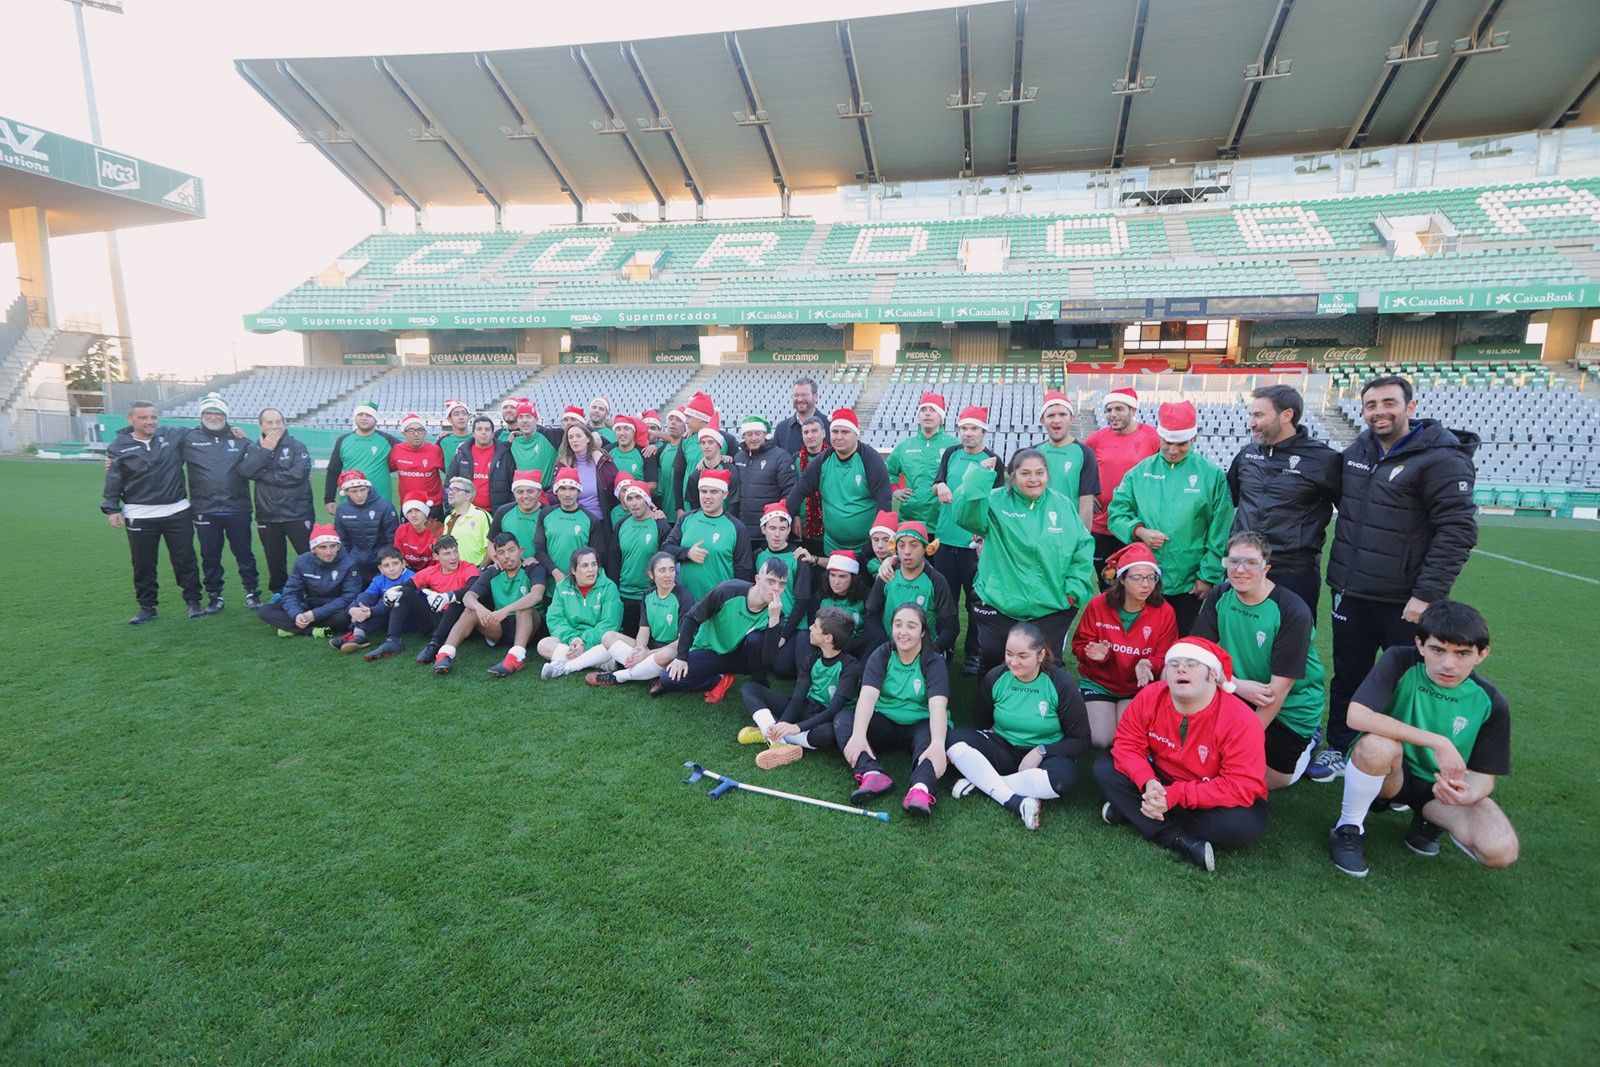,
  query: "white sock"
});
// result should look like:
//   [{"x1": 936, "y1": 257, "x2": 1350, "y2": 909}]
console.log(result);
[
  {"x1": 1339, "y1": 765, "x2": 1387, "y2": 830},
  {"x1": 790, "y1": 729, "x2": 814, "y2": 750},
  {"x1": 615, "y1": 657, "x2": 664, "y2": 682},
  {"x1": 752, "y1": 708, "x2": 776, "y2": 732},
  {"x1": 439, "y1": 644, "x2": 457, "y2": 657},
  {"x1": 608, "y1": 640, "x2": 634, "y2": 667},
  {"x1": 1001, "y1": 768, "x2": 1060, "y2": 800},
  {"x1": 566, "y1": 645, "x2": 614, "y2": 672},
  {"x1": 509, "y1": 646, "x2": 526, "y2": 662},
  {"x1": 946, "y1": 742, "x2": 1014, "y2": 806}
]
